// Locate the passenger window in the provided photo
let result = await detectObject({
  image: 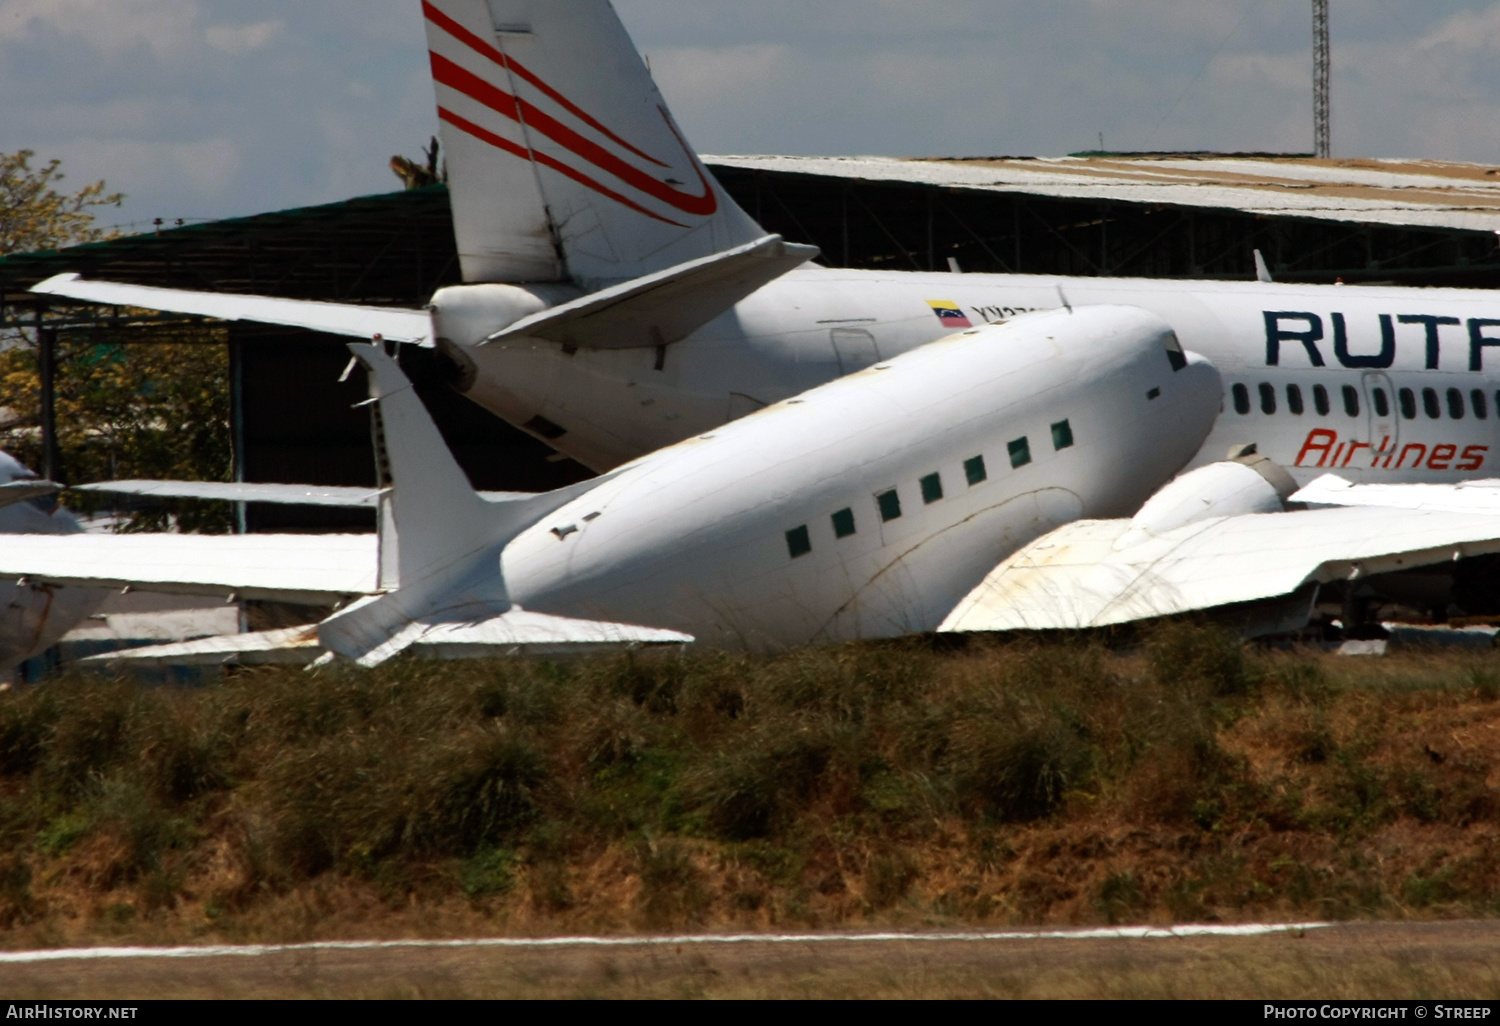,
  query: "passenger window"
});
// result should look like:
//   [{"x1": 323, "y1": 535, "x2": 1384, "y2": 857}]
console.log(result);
[
  {"x1": 1342, "y1": 385, "x2": 1360, "y2": 417},
  {"x1": 831, "y1": 508, "x2": 856, "y2": 539},
  {"x1": 1423, "y1": 387, "x2": 1440, "y2": 420},
  {"x1": 1051, "y1": 420, "x2": 1074, "y2": 450},
  {"x1": 1400, "y1": 388, "x2": 1417, "y2": 420},
  {"x1": 1313, "y1": 384, "x2": 1330, "y2": 416},
  {"x1": 1259, "y1": 382, "x2": 1277, "y2": 415},
  {"x1": 1373, "y1": 388, "x2": 1389, "y2": 418},
  {"x1": 1287, "y1": 385, "x2": 1304, "y2": 416},
  {"x1": 1448, "y1": 388, "x2": 1465, "y2": 420},
  {"x1": 877, "y1": 489, "x2": 902, "y2": 522},
  {"x1": 921, "y1": 473, "x2": 944, "y2": 504},
  {"x1": 1008, "y1": 437, "x2": 1032, "y2": 469},
  {"x1": 1232, "y1": 384, "x2": 1251, "y2": 415},
  {"x1": 786, "y1": 526, "x2": 811, "y2": 559},
  {"x1": 964, "y1": 455, "x2": 987, "y2": 486},
  {"x1": 1473, "y1": 390, "x2": 1489, "y2": 421}
]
